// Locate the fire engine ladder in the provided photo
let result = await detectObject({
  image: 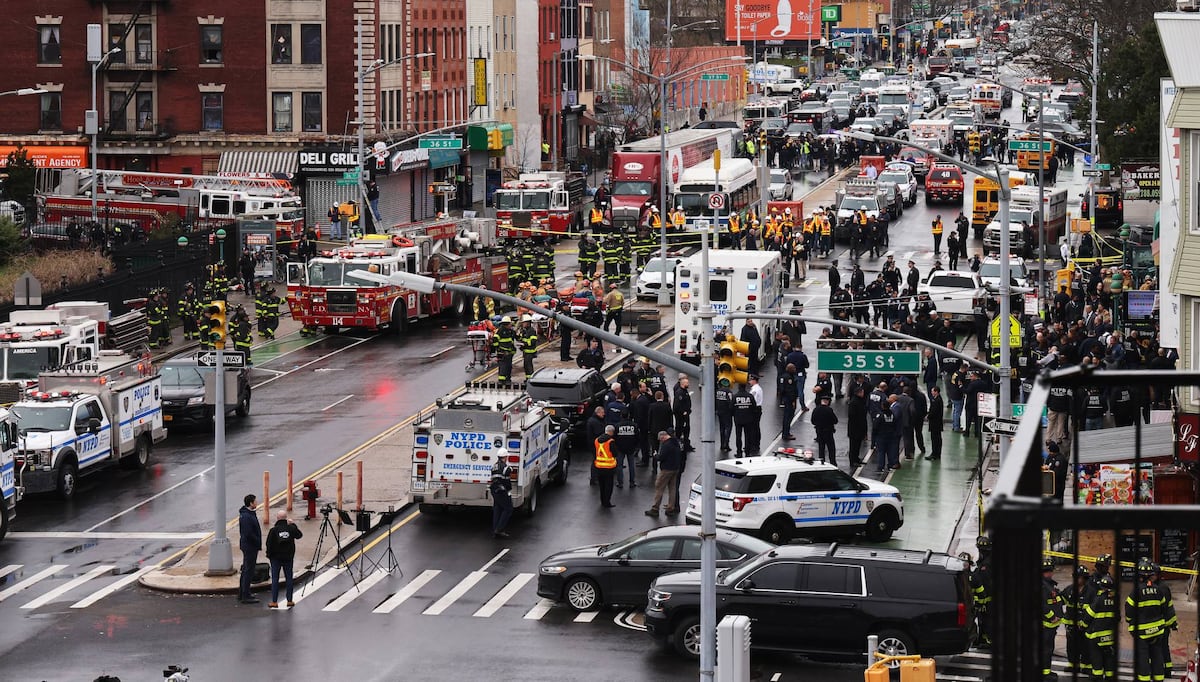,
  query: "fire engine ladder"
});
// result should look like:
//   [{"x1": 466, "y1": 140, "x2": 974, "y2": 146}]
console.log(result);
[{"x1": 92, "y1": 170, "x2": 290, "y2": 194}]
